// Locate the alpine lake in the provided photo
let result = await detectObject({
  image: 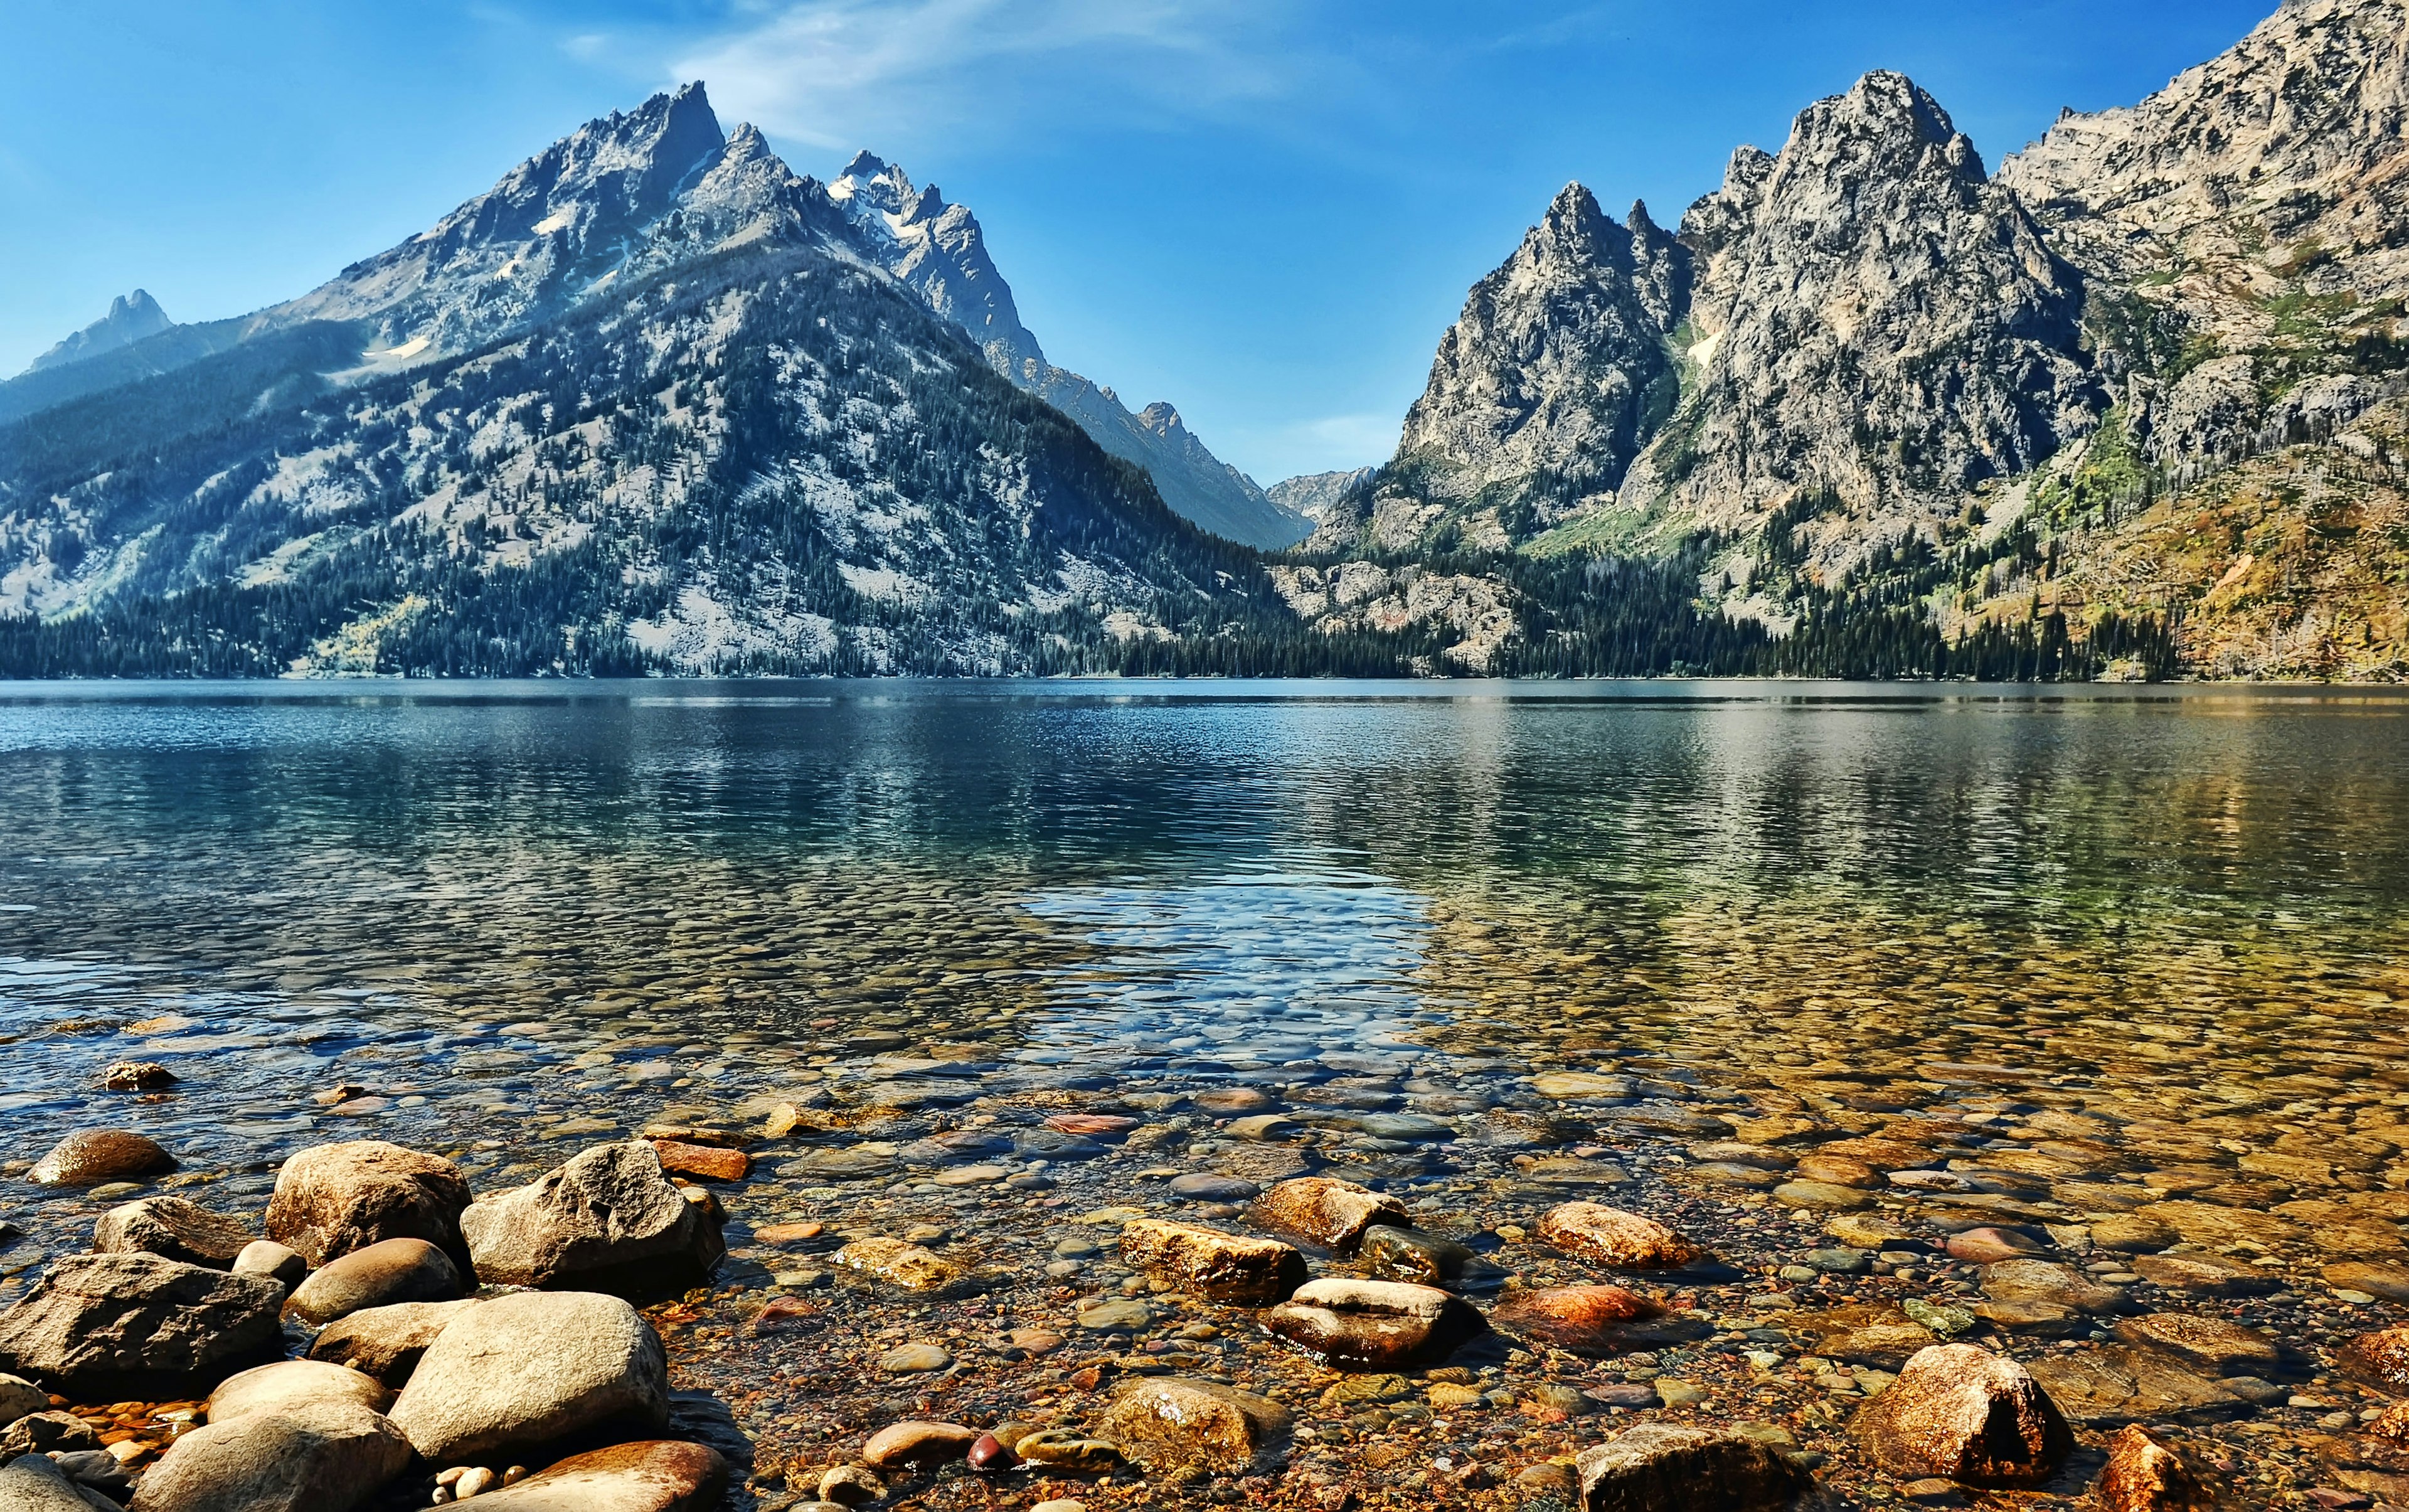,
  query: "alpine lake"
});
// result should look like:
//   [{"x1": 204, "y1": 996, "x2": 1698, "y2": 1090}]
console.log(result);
[{"x1": 4, "y1": 679, "x2": 2408, "y2": 1511}]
